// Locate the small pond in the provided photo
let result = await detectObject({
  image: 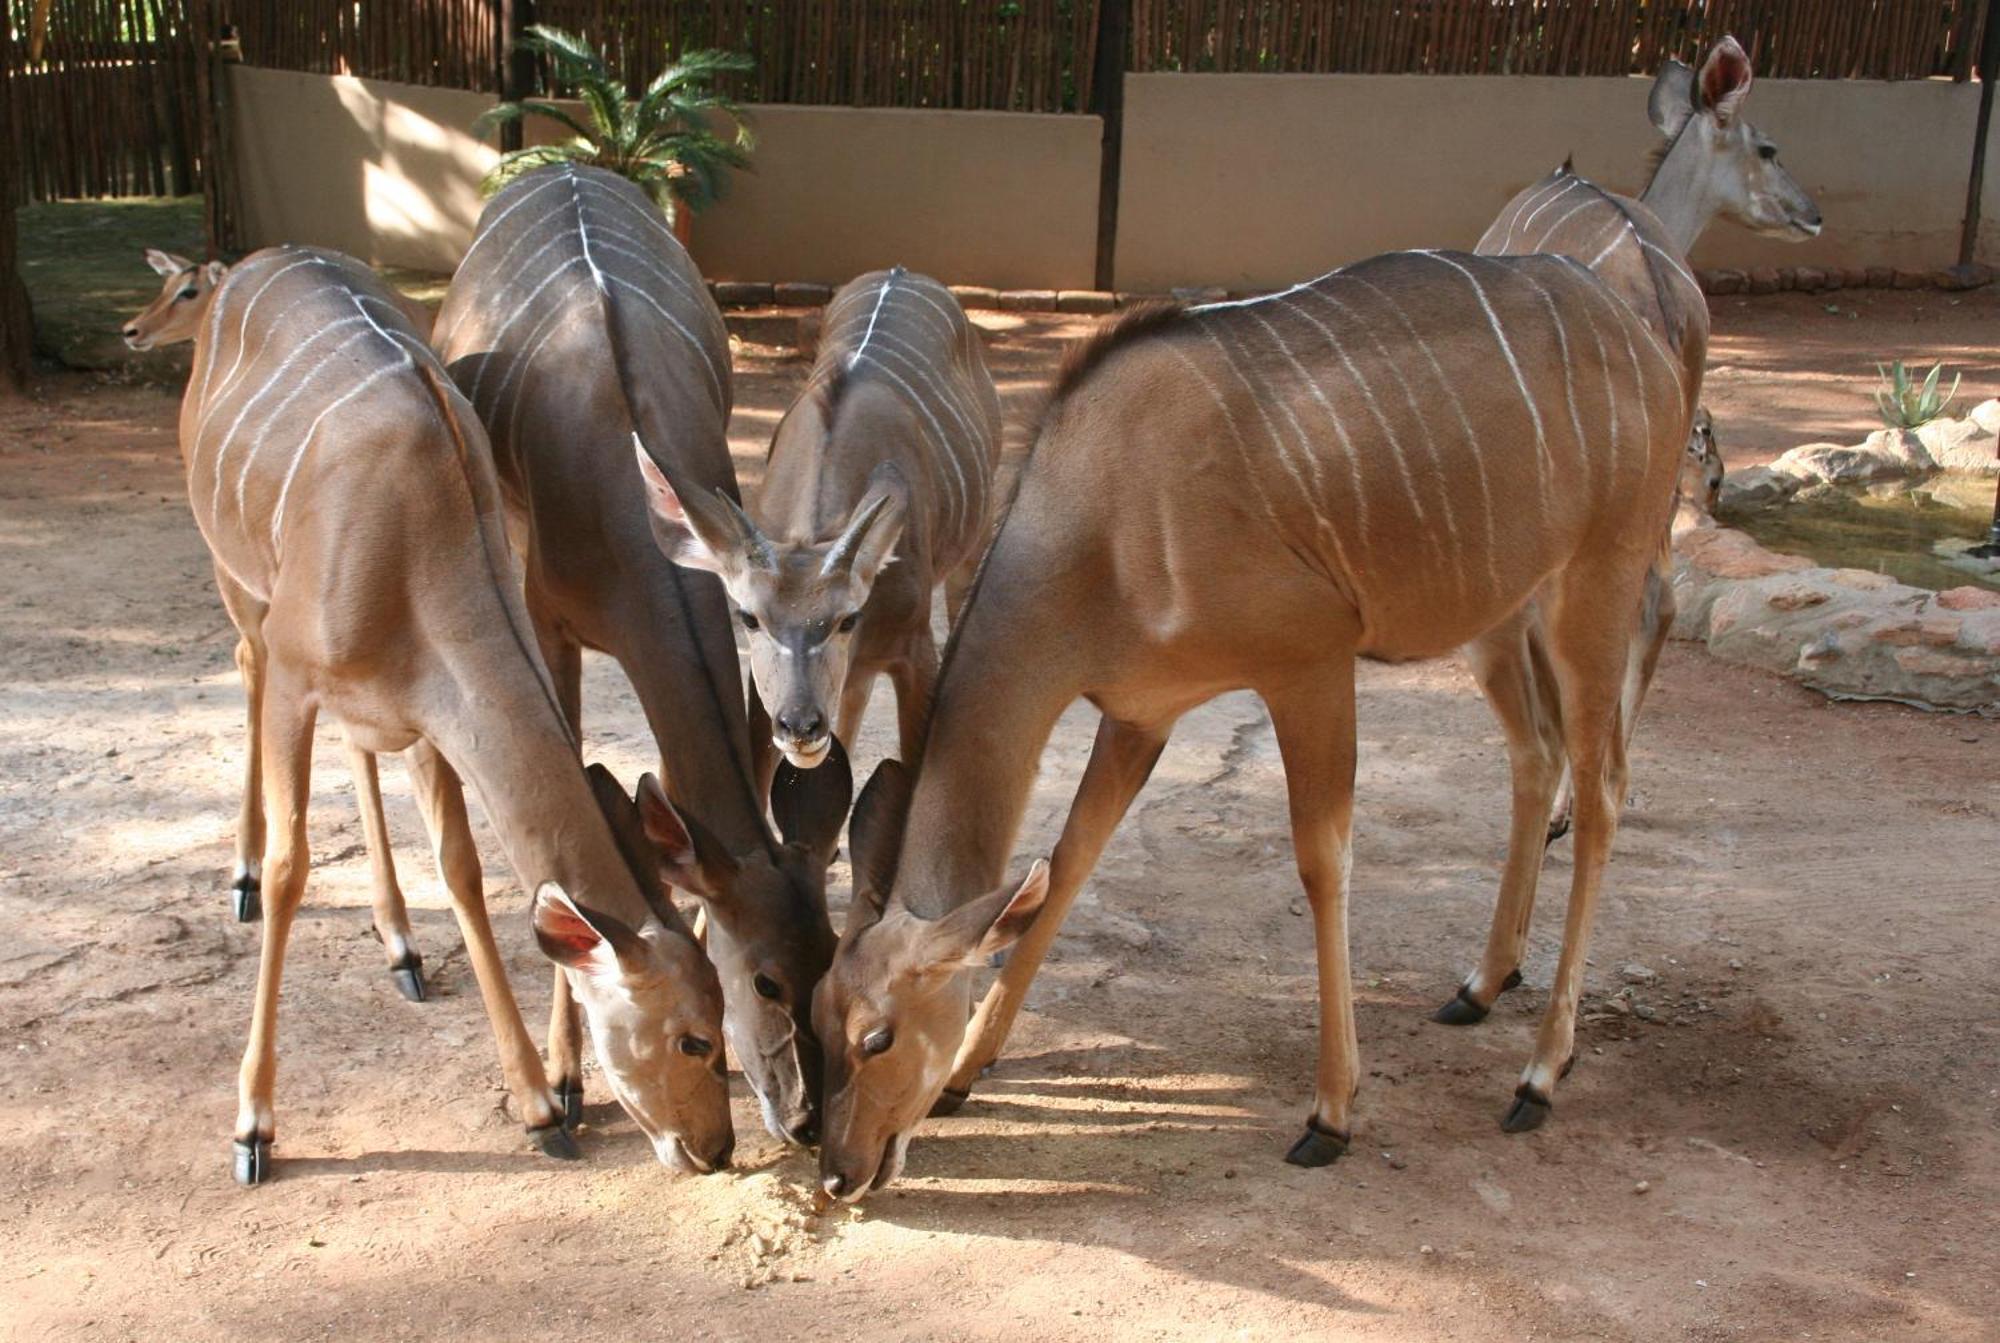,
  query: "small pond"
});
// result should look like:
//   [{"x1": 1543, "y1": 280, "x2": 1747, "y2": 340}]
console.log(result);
[{"x1": 1726, "y1": 476, "x2": 2000, "y2": 594}]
